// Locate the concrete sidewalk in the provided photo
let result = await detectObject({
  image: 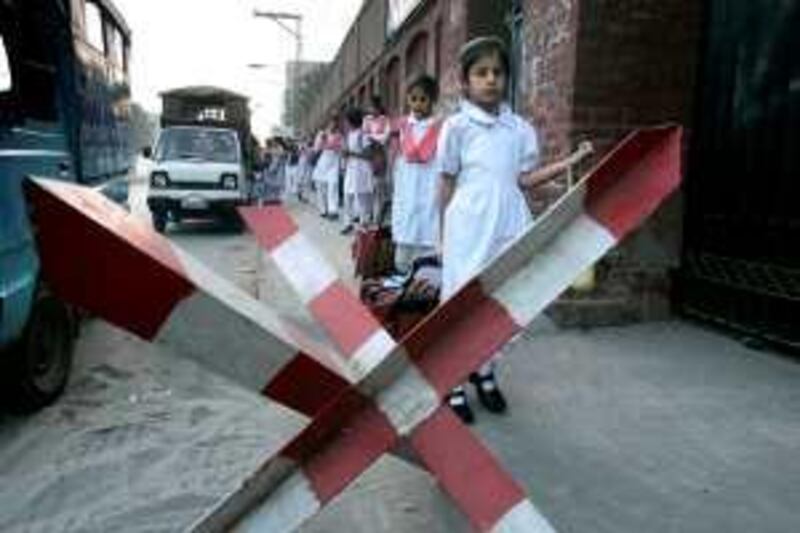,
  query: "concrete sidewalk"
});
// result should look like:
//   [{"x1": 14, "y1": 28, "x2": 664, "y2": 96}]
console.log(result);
[{"x1": 270, "y1": 198, "x2": 800, "y2": 533}]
